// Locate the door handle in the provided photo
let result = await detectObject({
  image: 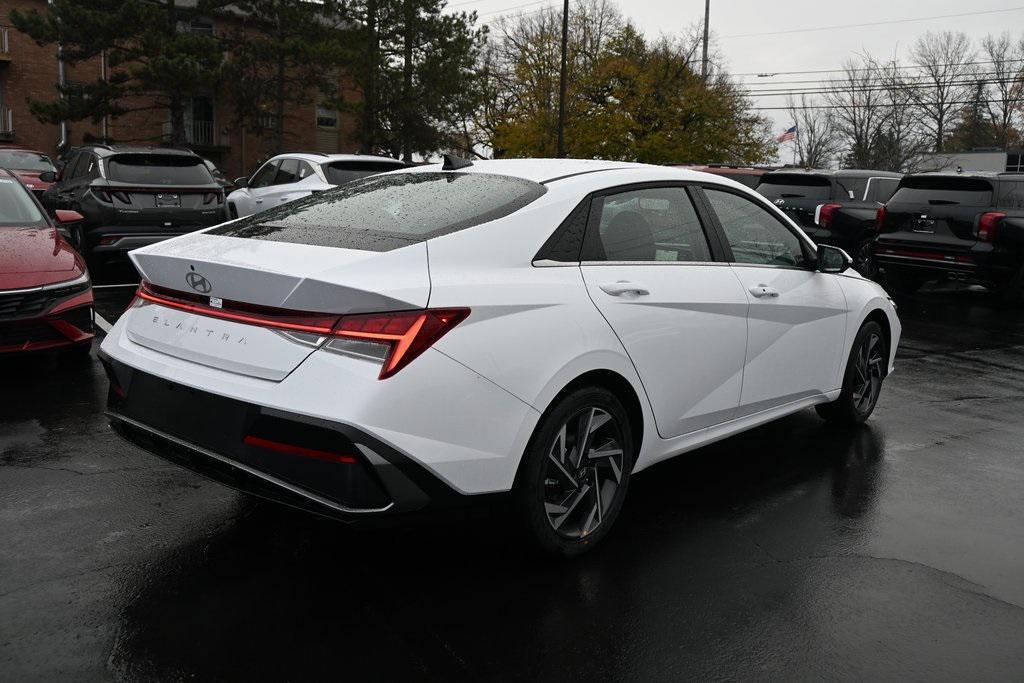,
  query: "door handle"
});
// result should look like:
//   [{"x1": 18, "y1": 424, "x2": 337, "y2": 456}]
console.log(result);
[
  {"x1": 749, "y1": 285, "x2": 779, "y2": 298},
  {"x1": 599, "y1": 281, "x2": 650, "y2": 296}
]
